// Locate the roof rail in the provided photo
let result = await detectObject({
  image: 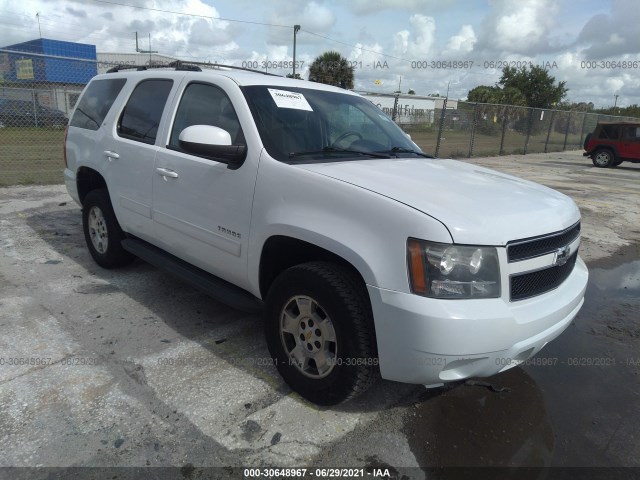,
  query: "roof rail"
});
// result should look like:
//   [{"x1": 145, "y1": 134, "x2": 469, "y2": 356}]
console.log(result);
[
  {"x1": 106, "y1": 61, "x2": 202, "y2": 73},
  {"x1": 105, "y1": 60, "x2": 283, "y2": 77},
  {"x1": 106, "y1": 65, "x2": 148, "y2": 73}
]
